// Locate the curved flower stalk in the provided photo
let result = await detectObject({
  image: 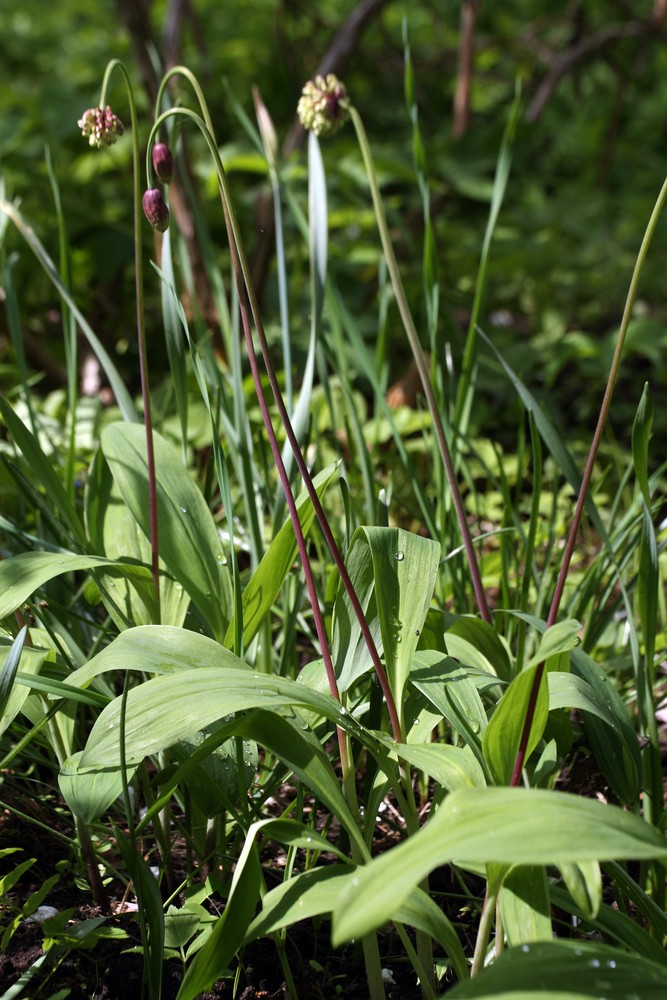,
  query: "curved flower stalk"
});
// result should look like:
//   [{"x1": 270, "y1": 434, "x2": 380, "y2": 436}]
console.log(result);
[
  {"x1": 297, "y1": 75, "x2": 492, "y2": 625},
  {"x1": 78, "y1": 61, "x2": 160, "y2": 619},
  {"x1": 149, "y1": 68, "x2": 403, "y2": 746}
]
